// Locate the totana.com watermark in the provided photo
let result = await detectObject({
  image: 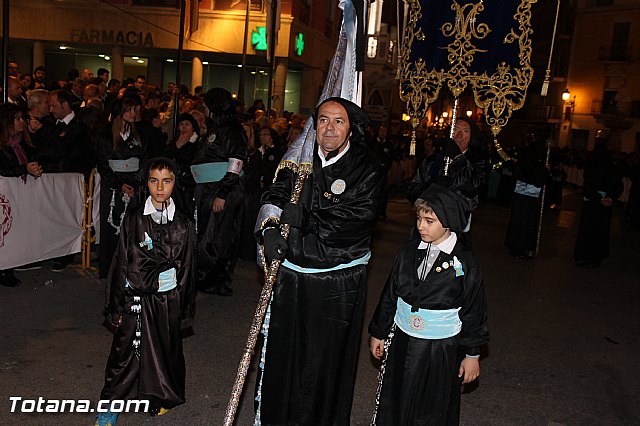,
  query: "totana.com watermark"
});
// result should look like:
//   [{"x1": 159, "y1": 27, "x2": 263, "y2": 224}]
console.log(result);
[{"x1": 9, "y1": 396, "x2": 149, "y2": 413}]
